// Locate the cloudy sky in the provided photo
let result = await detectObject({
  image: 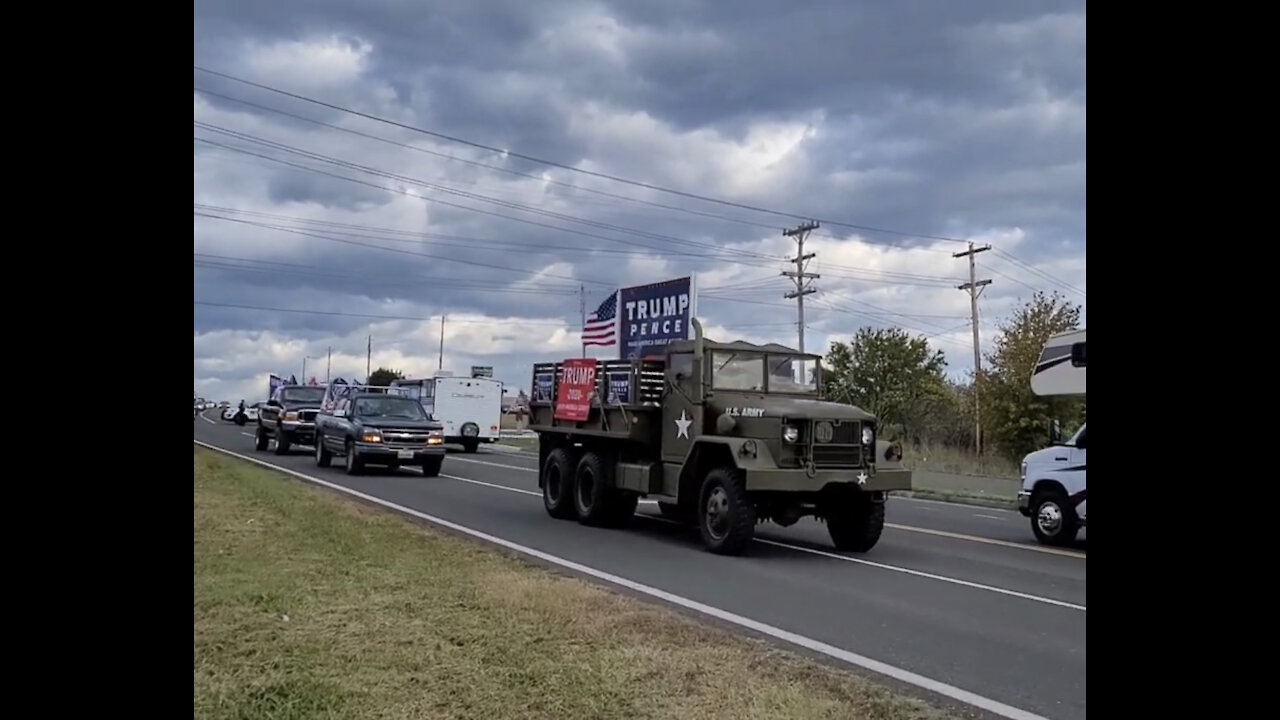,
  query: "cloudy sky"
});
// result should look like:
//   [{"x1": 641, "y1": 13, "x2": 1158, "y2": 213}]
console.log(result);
[{"x1": 193, "y1": 0, "x2": 1086, "y2": 403}]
